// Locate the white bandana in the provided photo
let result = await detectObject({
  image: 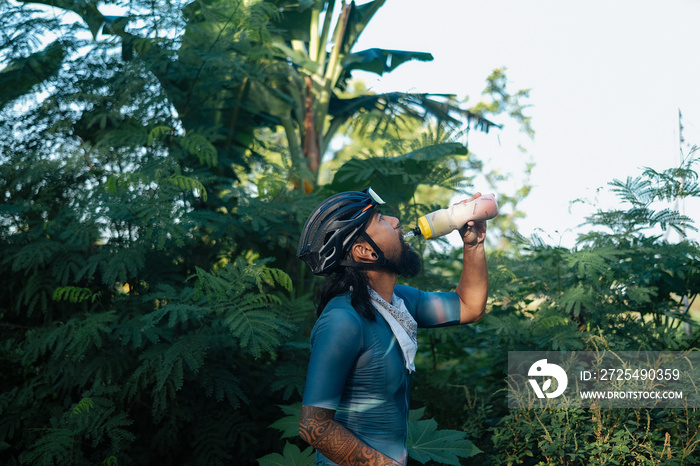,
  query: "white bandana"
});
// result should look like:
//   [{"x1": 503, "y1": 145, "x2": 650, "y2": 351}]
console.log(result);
[{"x1": 368, "y1": 288, "x2": 418, "y2": 373}]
